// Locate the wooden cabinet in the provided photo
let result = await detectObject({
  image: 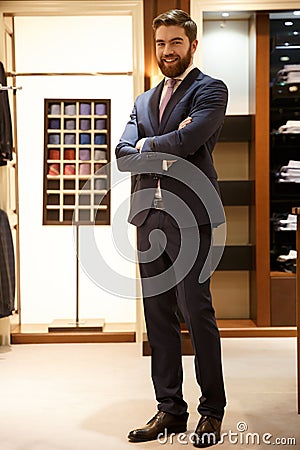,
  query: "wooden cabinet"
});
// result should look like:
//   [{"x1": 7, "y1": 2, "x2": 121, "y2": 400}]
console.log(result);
[{"x1": 43, "y1": 99, "x2": 110, "y2": 225}]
